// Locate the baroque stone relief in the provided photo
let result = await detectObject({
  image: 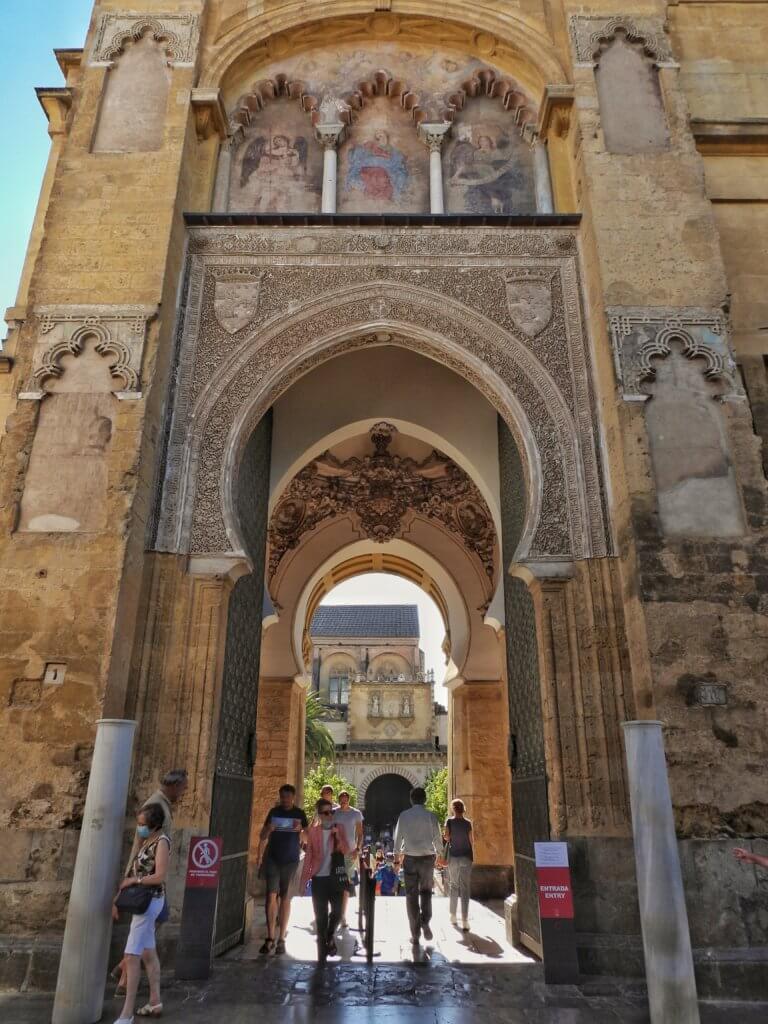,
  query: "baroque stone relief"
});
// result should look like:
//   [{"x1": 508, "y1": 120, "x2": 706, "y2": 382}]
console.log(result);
[
  {"x1": 20, "y1": 306, "x2": 157, "y2": 400},
  {"x1": 90, "y1": 12, "x2": 200, "y2": 66},
  {"x1": 268, "y1": 421, "x2": 497, "y2": 580},
  {"x1": 153, "y1": 227, "x2": 608, "y2": 564},
  {"x1": 607, "y1": 307, "x2": 743, "y2": 401},
  {"x1": 569, "y1": 15, "x2": 676, "y2": 67}
]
